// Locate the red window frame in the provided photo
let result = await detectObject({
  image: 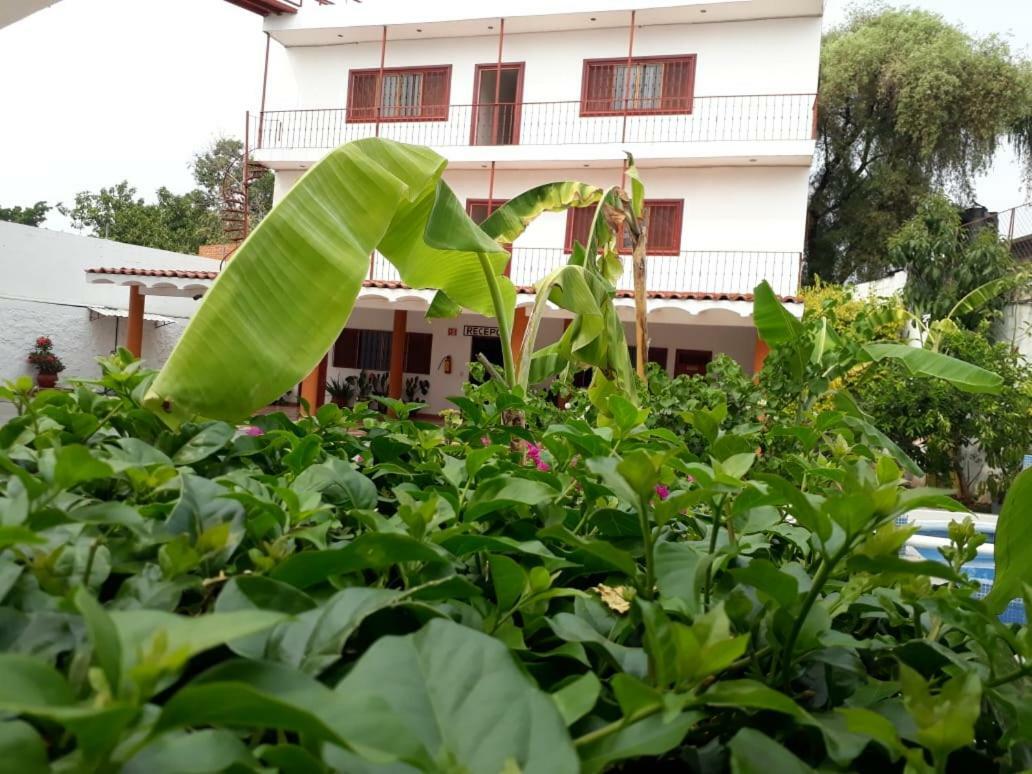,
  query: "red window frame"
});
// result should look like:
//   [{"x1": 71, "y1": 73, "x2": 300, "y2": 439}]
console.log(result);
[
  {"x1": 346, "y1": 65, "x2": 452, "y2": 123},
  {"x1": 580, "y1": 55, "x2": 696, "y2": 117},
  {"x1": 465, "y1": 198, "x2": 508, "y2": 224},
  {"x1": 564, "y1": 199, "x2": 684, "y2": 256}
]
